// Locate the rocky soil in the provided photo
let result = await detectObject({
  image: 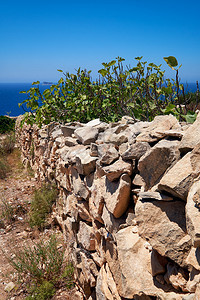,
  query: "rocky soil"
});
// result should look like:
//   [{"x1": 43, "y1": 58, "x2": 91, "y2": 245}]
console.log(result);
[{"x1": 0, "y1": 149, "x2": 80, "y2": 299}]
